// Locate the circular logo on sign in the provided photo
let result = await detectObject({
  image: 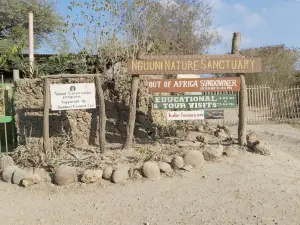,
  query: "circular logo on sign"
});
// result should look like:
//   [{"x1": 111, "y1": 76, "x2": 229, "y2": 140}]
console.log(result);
[{"x1": 70, "y1": 86, "x2": 76, "y2": 91}]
